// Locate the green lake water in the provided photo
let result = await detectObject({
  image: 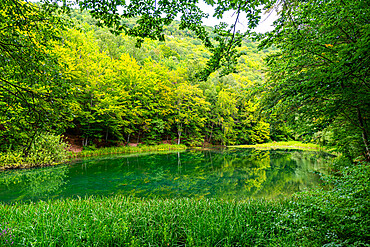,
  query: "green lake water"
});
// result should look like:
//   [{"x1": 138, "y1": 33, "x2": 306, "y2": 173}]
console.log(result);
[{"x1": 0, "y1": 148, "x2": 332, "y2": 203}]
